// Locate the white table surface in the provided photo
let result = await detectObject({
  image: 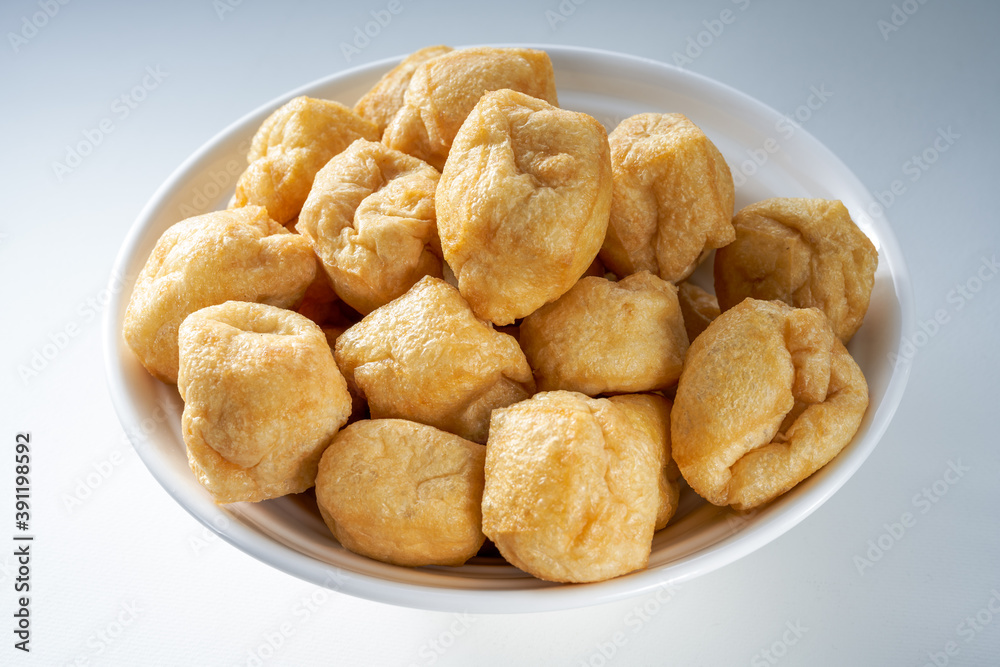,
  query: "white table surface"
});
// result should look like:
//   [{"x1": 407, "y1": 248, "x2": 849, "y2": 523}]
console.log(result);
[{"x1": 3, "y1": 1, "x2": 998, "y2": 665}]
